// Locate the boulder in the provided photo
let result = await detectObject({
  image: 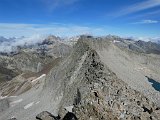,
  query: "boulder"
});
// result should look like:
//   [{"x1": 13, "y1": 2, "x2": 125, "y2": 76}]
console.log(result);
[
  {"x1": 36, "y1": 111, "x2": 58, "y2": 120},
  {"x1": 63, "y1": 112, "x2": 78, "y2": 120}
]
